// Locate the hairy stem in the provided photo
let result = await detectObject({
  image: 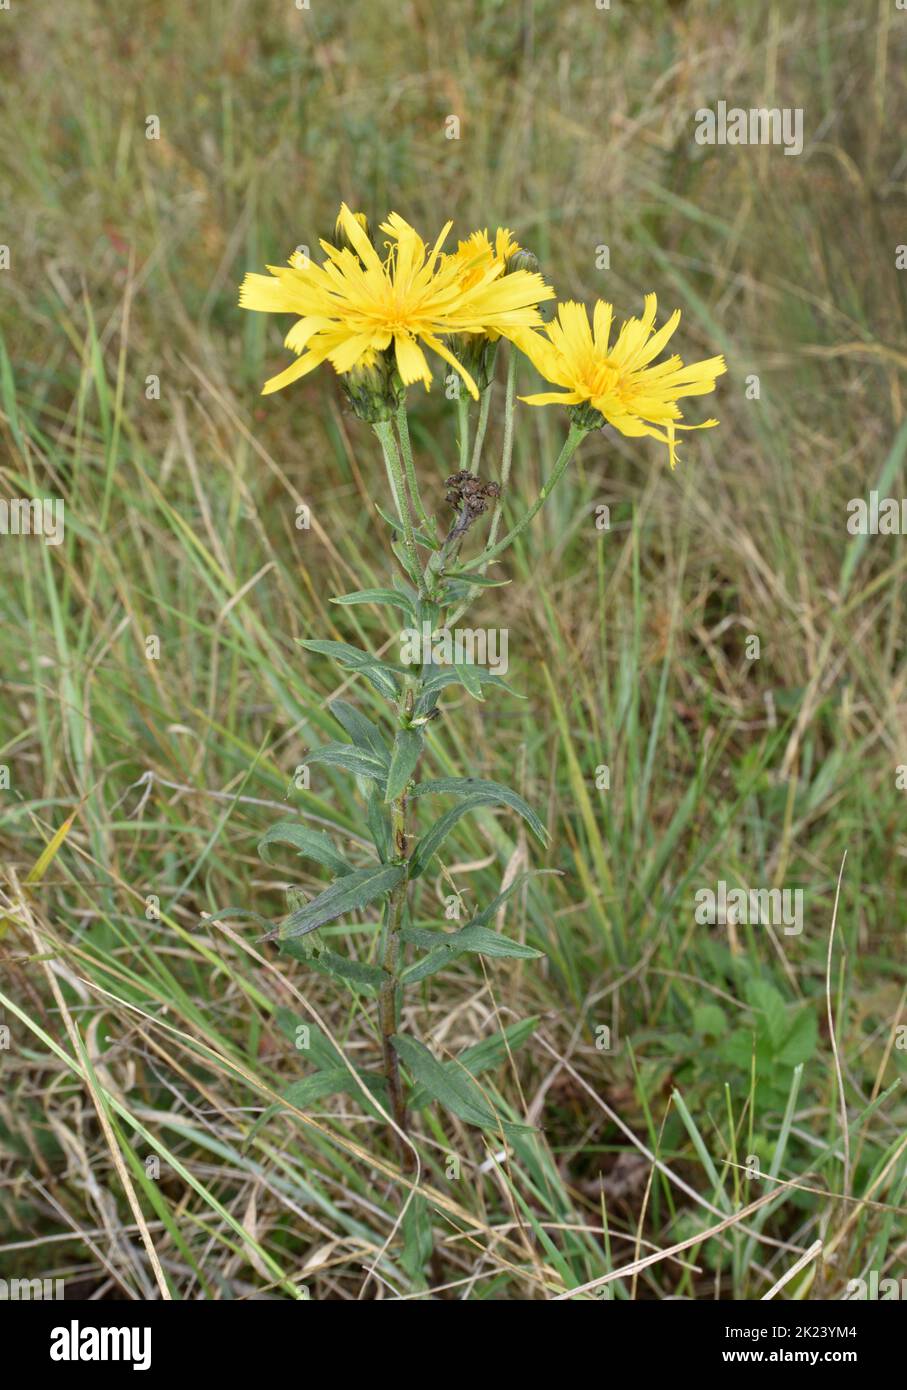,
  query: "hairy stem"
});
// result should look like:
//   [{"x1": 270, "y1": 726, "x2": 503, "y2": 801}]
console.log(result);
[
  {"x1": 460, "y1": 422, "x2": 586, "y2": 571},
  {"x1": 486, "y1": 345, "x2": 518, "y2": 552},
  {"x1": 378, "y1": 675, "x2": 425, "y2": 1166},
  {"x1": 374, "y1": 419, "x2": 423, "y2": 591},
  {"x1": 395, "y1": 403, "x2": 432, "y2": 532},
  {"x1": 379, "y1": 786, "x2": 410, "y2": 1157},
  {"x1": 456, "y1": 392, "x2": 471, "y2": 472},
  {"x1": 469, "y1": 381, "x2": 493, "y2": 475}
]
